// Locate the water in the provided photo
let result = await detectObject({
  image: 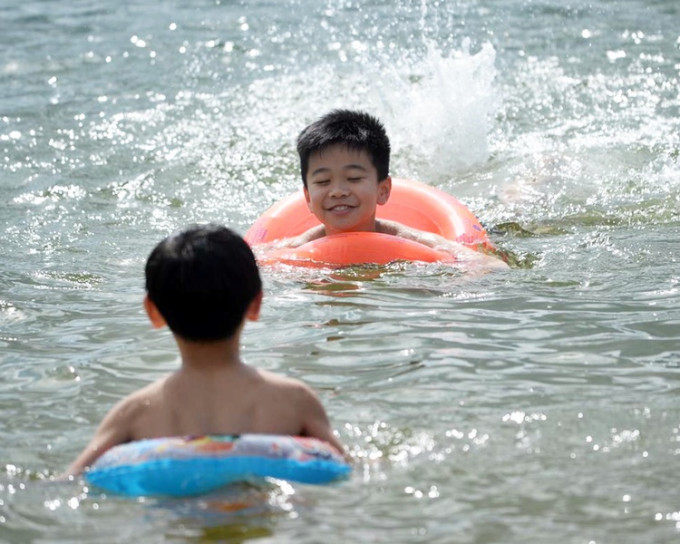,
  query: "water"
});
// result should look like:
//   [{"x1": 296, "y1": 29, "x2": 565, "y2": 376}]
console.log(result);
[{"x1": 1, "y1": 0, "x2": 679, "y2": 542}]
